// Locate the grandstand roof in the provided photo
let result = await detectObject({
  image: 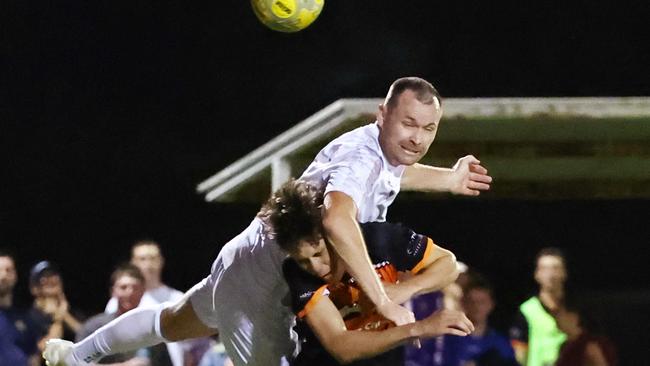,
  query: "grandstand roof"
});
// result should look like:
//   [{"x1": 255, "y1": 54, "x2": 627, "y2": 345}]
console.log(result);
[{"x1": 198, "y1": 97, "x2": 650, "y2": 202}]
